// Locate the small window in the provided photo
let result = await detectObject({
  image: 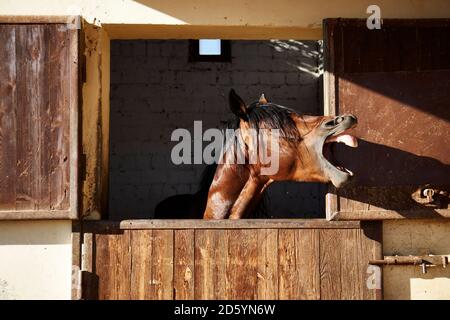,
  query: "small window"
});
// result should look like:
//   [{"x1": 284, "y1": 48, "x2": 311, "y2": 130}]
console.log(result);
[
  {"x1": 189, "y1": 39, "x2": 231, "y2": 62},
  {"x1": 199, "y1": 39, "x2": 221, "y2": 55}
]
